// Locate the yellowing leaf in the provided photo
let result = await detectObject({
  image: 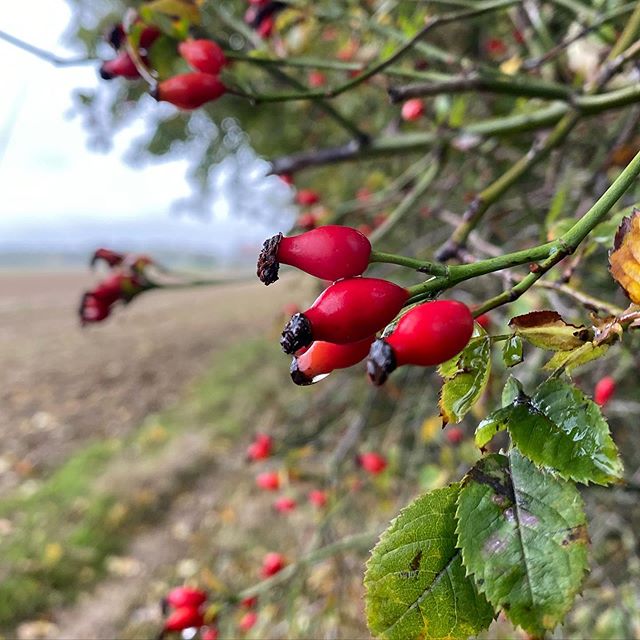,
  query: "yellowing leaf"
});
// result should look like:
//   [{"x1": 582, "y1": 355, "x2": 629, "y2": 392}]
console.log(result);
[
  {"x1": 43, "y1": 543, "x2": 63, "y2": 566},
  {"x1": 142, "y1": 0, "x2": 200, "y2": 23},
  {"x1": 500, "y1": 55, "x2": 522, "y2": 75},
  {"x1": 609, "y1": 209, "x2": 640, "y2": 303},
  {"x1": 420, "y1": 415, "x2": 441, "y2": 443},
  {"x1": 509, "y1": 310, "x2": 592, "y2": 351}
]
